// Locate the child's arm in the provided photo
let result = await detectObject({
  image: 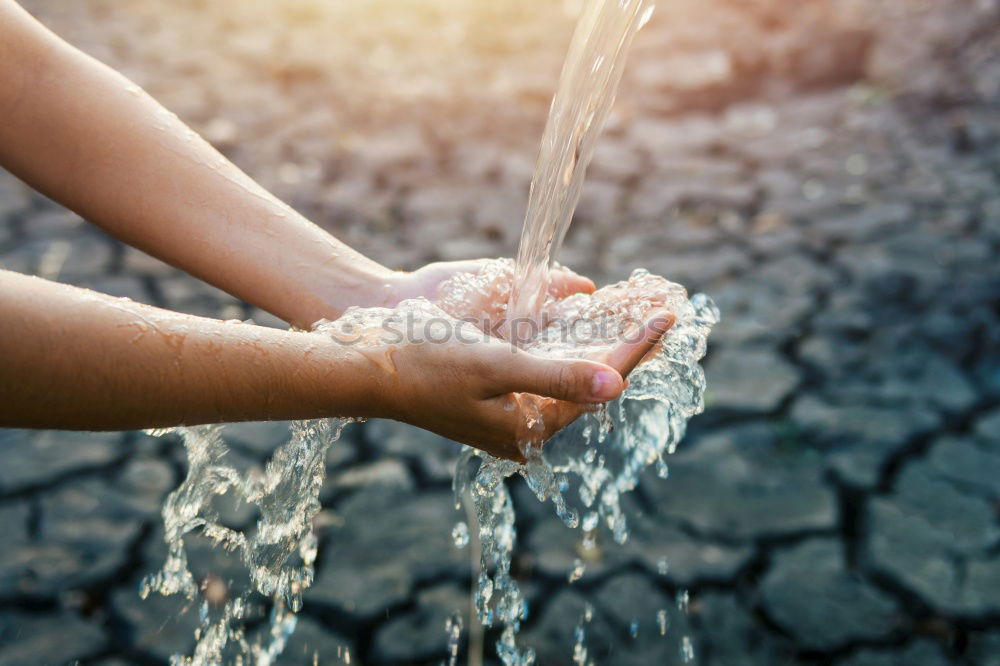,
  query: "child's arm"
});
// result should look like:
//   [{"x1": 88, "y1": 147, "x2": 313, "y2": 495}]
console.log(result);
[
  {"x1": 2, "y1": 0, "x2": 584, "y2": 329},
  {"x1": 0, "y1": 268, "x2": 640, "y2": 458}
]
